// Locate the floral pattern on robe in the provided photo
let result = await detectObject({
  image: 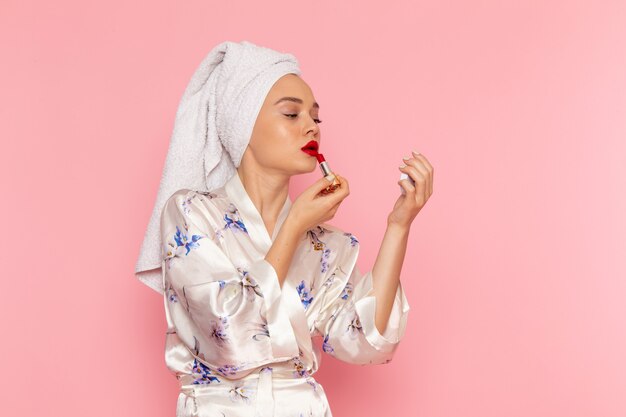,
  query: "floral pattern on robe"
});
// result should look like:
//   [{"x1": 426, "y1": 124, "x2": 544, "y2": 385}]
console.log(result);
[{"x1": 159, "y1": 172, "x2": 410, "y2": 417}]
